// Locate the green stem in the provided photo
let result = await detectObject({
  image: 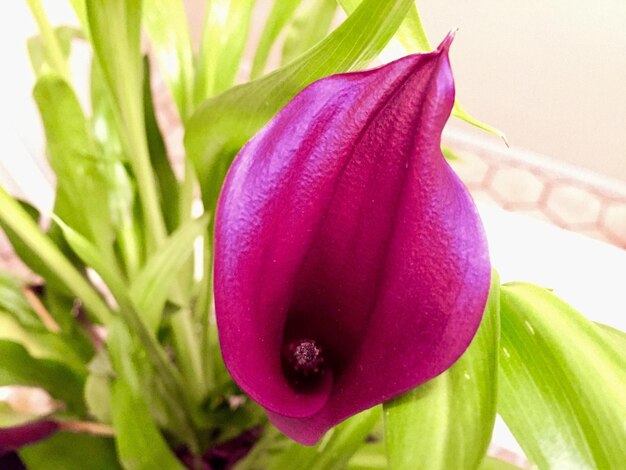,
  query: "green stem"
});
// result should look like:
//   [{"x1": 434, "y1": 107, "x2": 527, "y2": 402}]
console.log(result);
[
  {"x1": 171, "y1": 308, "x2": 209, "y2": 402},
  {"x1": 0, "y1": 187, "x2": 111, "y2": 324},
  {"x1": 116, "y1": 220, "x2": 142, "y2": 279},
  {"x1": 124, "y1": 113, "x2": 168, "y2": 251},
  {"x1": 195, "y1": 230, "x2": 215, "y2": 387},
  {"x1": 25, "y1": 0, "x2": 71, "y2": 79}
]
